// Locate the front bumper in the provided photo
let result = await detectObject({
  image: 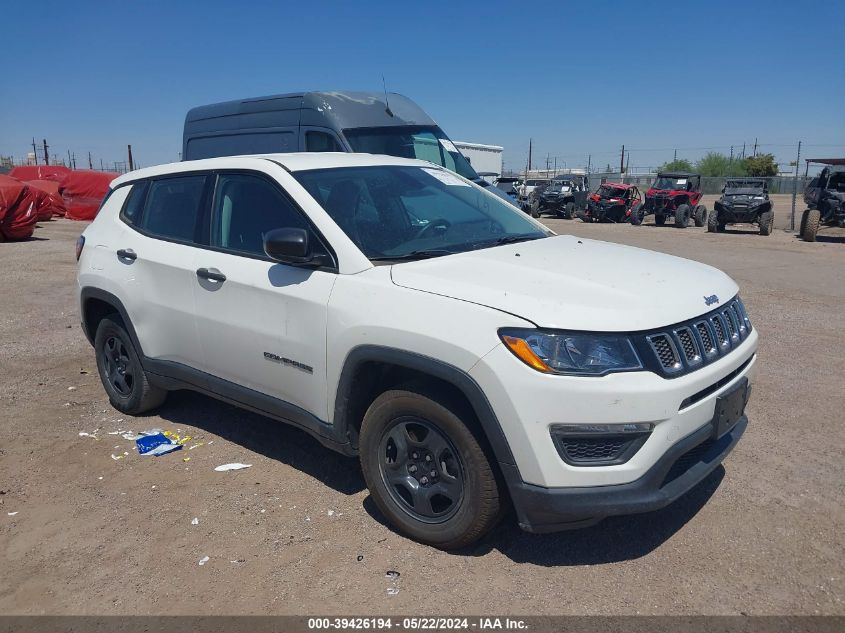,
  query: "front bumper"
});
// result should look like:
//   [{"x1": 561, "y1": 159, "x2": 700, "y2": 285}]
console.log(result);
[{"x1": 502, "y1": 415, "x2": 747, "y2": 532}]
